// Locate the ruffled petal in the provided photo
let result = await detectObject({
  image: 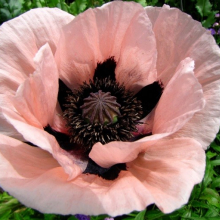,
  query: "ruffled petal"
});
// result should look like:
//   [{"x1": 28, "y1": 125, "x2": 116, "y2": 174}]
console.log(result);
[
  {"x1": 0, "y1": 168, "x2": 154, "y2": 217},
  {"x1": 153, "y1": 57, "x2": 205, "y2": 133},
  {"x1": 0, "y1": 95, "x2": 24, "y2": 140},
  {"x1": 1, "y1": 107, "x2": 86, "y2": 179},
  {"x1": 55, "y1": 1, "x2": 157, "y2": 92},
  {"x1": 89, "y1": 139, "x2": 157, "y2": 168},
  {"x1": 1, "y1": 137, "x2": 203, "y2": 216},
  {"x1": 0, "y1": 134, "x2": 59, "y2": 178},
  {"x1": 127, "y1": 138, "x2": 205, "y2": 213},
  {"x1": 144, "y1": 6, "x2": 161, "y2": 27},
  {"x1": 0, "y1": 136, "x2": 154, "y2": 216},
  {"x1": 136, "y1": 109, "x2": 155, "y2": 135},
  {"x1": 171, "y1": 80, "x2": 220, "y2": 149},
  {"x1": 0, "y1": 8, "x2": 73, "y2": 95},
  {"x1": 50, "y1": 103, "x2": 69, "y2": 134},
  {"x1": 145, "y1": 5, "x2": 220, "y2": 86},
  {"x1": 145, "y1": 5, "x2": 220, "y2": 148},
  {"x1": 12, "y1": 44, "x2": 58, "y2": 128}
]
